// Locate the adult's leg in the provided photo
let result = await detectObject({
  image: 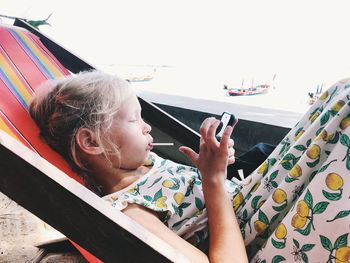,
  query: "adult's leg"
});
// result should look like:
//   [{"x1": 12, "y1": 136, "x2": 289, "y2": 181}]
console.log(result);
[{"x1": 228, "y1": 143, "x2": 276, "y2": 179}]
